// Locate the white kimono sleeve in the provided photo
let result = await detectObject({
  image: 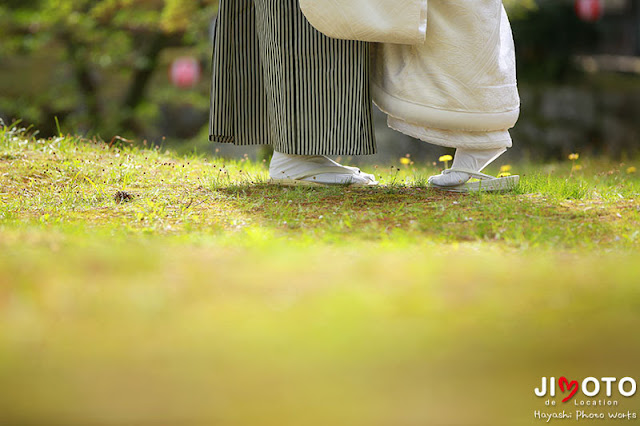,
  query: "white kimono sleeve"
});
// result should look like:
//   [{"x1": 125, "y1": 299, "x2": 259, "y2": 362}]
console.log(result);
[{"x1": 300, "y1": 0, "x2": 428, "y2": 45}]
